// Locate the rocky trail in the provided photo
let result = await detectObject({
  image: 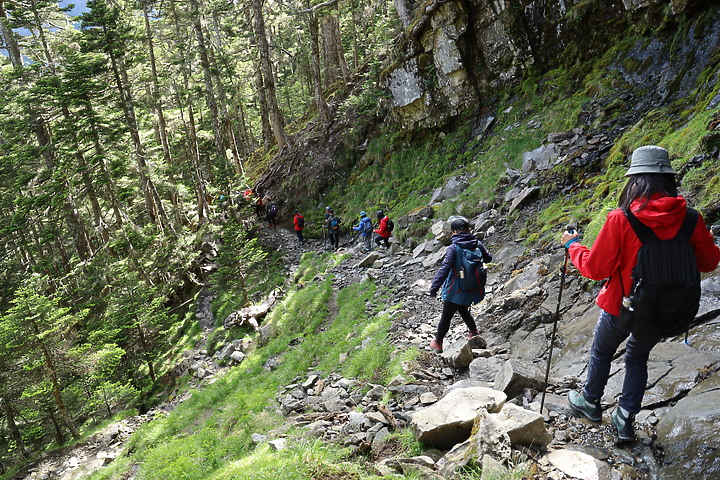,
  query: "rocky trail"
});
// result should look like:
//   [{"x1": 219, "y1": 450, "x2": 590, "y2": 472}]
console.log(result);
[{"x1": 18, "y1": 211, "x2": 720, "y2": 480}]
